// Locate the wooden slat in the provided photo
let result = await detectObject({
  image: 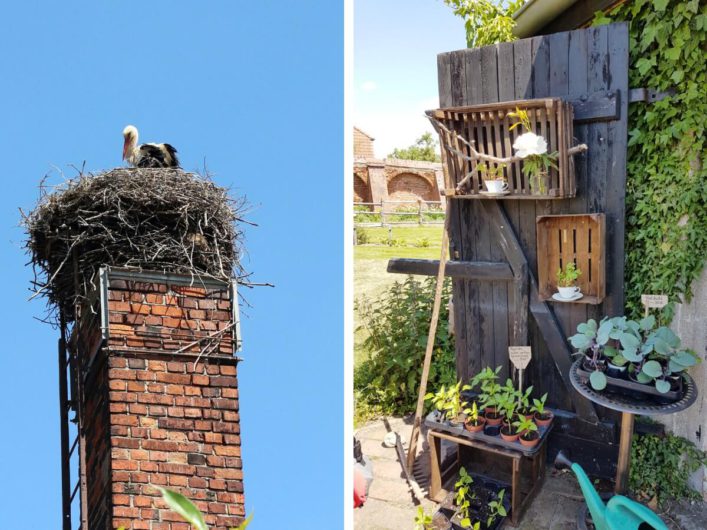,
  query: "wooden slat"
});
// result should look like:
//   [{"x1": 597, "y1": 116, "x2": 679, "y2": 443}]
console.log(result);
[
  {"x1": 482, "y1": 201, "x2": 598, "y2": 423},
  {"x1": 386, "y1": 259, "x2": 514, "y2": 280},
  {"x1": 604, "y1": 22, "x2": 629, "y2": 318},
  {"x1": 536, "y1": 214, "x2": 605, "y2": 303}
]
